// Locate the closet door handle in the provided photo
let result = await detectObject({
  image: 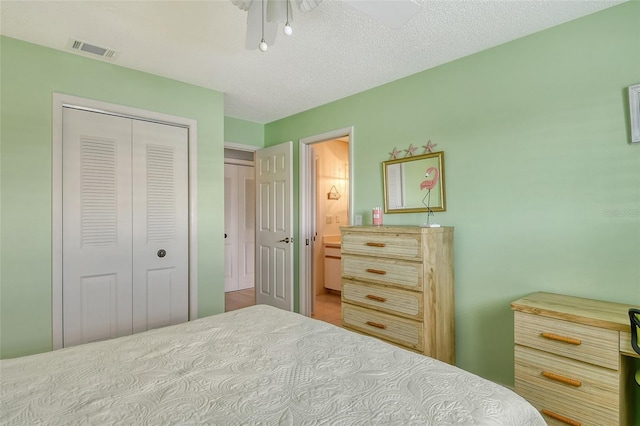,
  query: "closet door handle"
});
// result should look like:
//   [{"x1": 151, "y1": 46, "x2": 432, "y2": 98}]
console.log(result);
[{"x1": 157, "y1": 249, "x2": 166, "y2": 258}]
